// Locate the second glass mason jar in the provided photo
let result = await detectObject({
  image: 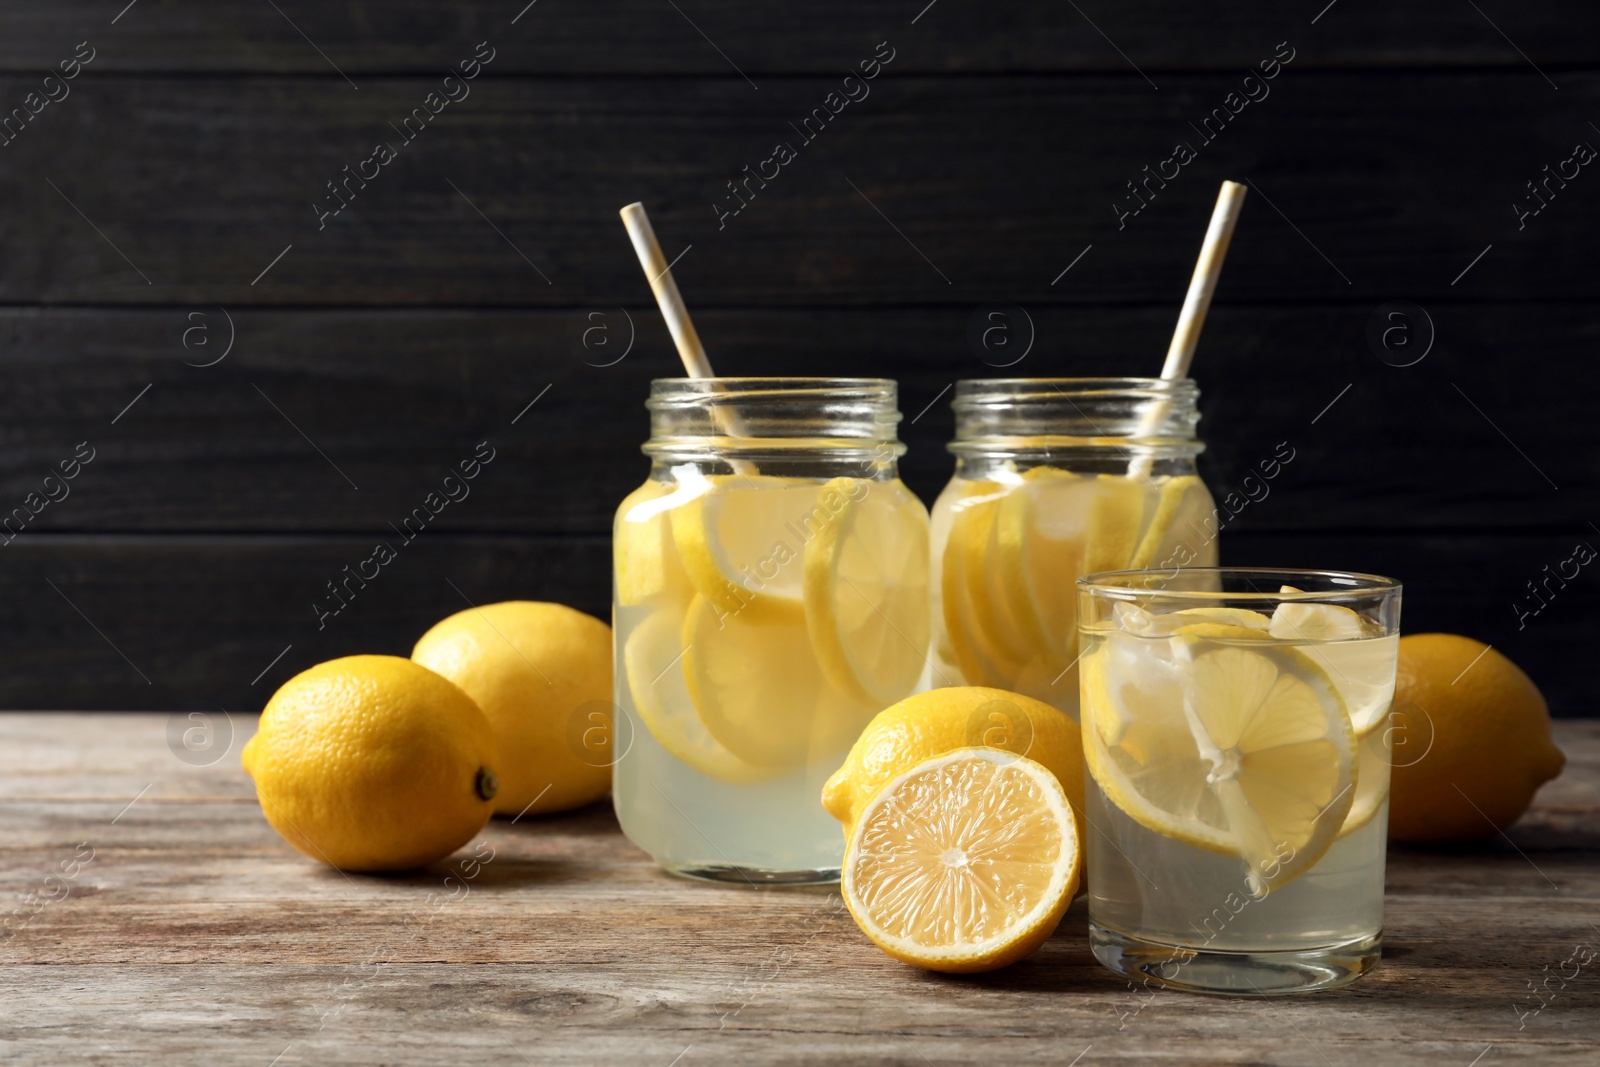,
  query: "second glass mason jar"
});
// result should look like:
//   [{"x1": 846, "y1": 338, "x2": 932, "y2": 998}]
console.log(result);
[
  {"x1": 612, "y1": 378, "x2": 929, "y2": 883},
  {"x1": 930, "y1": 378, "x2": 1218, "y2": 716}
]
